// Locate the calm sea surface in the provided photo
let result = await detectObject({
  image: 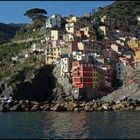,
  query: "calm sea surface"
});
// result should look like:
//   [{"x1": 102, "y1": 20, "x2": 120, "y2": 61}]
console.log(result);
[{"x1": 0, "y1": 111, "x2": 140, "y2": 139}]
